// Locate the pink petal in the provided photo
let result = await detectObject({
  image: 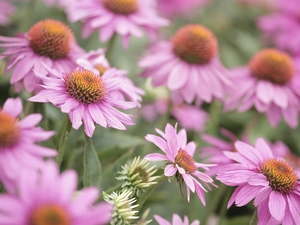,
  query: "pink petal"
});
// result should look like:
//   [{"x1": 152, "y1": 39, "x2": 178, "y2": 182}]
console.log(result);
[
  {"x1": 182, "y1": 174, "x2": 195, "y2": 192},
  {"x1": 144, "y1": 153, "x2": 168, "y2": 161},
  {"x1": 235, "y1": 185, "x2": 261, "y2": 206},
  {"x1": 154, "y1": 215, "x2": 171, "y2": 225},
  {"x1": 256, "y1": 80, "x2": 274, "y2": 104},
  {"x1": 164, "y1": 164, "x2": 177, "y2": 176},
  {"x1": 268, "y1": 191, "x2": 286, "y2": 221}
]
